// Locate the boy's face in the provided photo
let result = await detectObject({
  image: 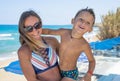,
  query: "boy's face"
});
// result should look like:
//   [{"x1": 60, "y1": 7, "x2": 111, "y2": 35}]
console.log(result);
[{"x1": 71, "y1": 11, "x2": 94, "y2": 38}]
